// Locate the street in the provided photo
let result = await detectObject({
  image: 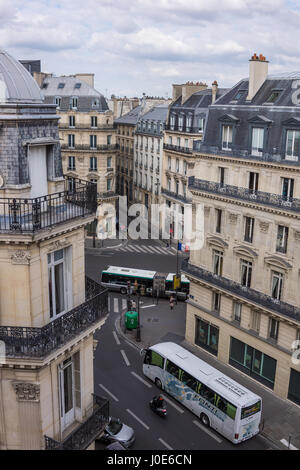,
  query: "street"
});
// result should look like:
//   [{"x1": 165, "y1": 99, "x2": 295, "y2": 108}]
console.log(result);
[{"x1": 86, "y1": 239, "x2": 273, "y2": 450}]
